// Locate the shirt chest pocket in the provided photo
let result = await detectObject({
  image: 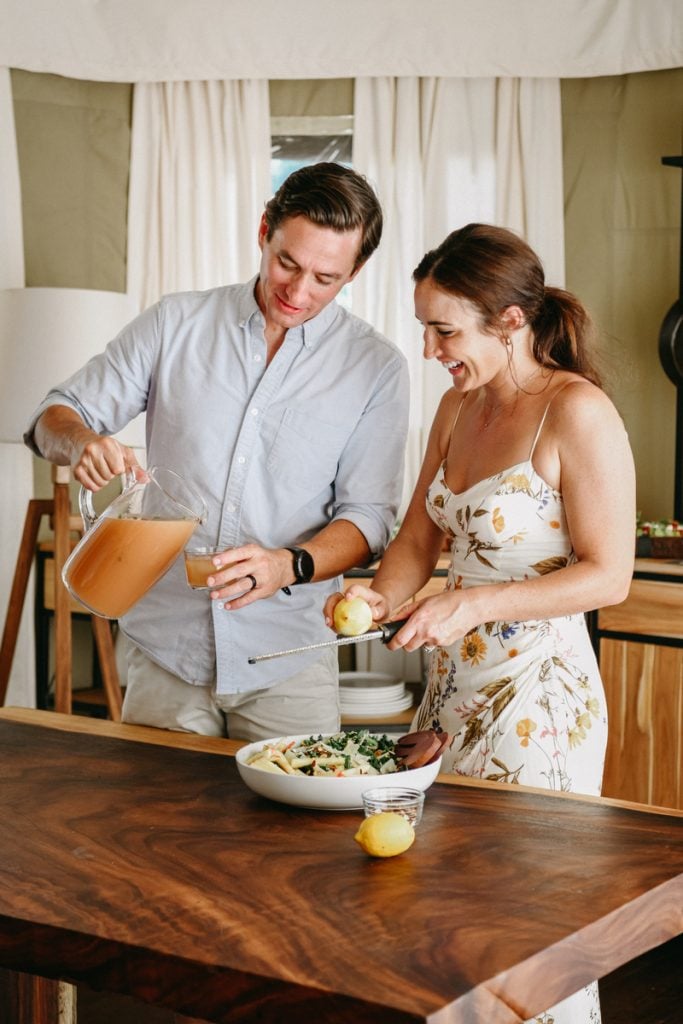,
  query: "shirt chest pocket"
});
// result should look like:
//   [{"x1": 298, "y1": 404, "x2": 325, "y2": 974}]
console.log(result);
[{"x1": 266, "y1": 407, "x2": 349, "y2": 489}]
